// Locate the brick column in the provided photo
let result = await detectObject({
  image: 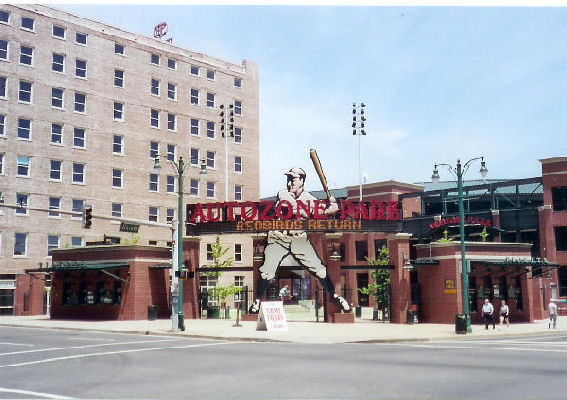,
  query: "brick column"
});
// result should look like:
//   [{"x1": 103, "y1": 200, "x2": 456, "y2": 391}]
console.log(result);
[
  {"x1": 491, "y1": 210, "x2": 501, "y2": 242},
  {"x1": 321, "y1": 233, "x2": 345, "y2": 323},
  {"x1": 387, "y1": 233, "x2": 412, "y2": 324},
  {"x1": 182, "y1": 238, "x2": 201, "y2": 319}
]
